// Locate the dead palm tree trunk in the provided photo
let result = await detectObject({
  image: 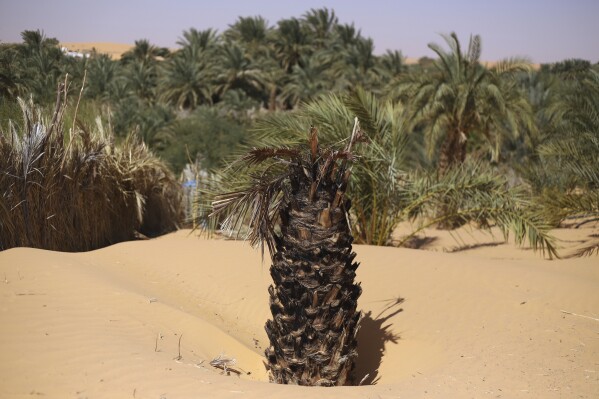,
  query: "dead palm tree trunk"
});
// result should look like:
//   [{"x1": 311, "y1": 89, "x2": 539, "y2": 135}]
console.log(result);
[
  {"x1": 265, "y1": 133, "x2": 362, "y2": 386},
  {"x1": 212, "y1": 120, "x2": 365, "y2": 386}
]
